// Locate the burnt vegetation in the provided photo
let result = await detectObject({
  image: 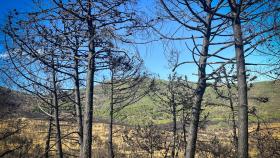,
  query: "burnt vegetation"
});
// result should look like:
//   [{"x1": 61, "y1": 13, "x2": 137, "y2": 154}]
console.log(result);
[{"x1": 0, "y1": 0, "x2": 279, "y2": 158}]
